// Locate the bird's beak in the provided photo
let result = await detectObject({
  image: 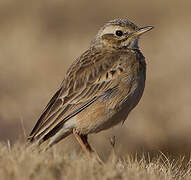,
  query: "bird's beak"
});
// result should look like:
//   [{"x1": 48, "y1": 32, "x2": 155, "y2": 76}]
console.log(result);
[{"x1": 131, "y1": 26, "x2": 154, "y2": 38}]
